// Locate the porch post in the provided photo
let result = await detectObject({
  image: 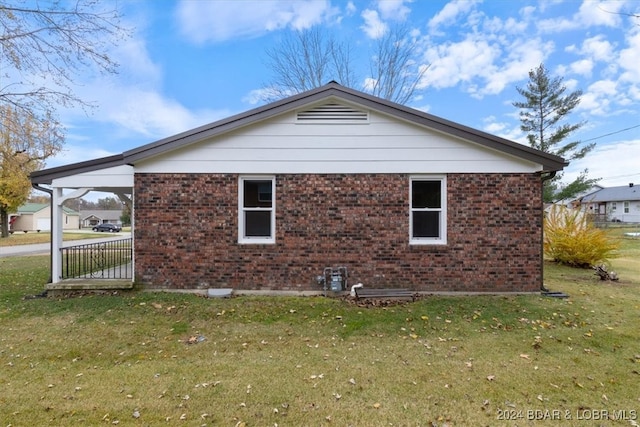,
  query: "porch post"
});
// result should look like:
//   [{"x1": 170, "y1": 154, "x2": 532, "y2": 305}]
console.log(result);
[{"x1": 51, "y1": 187, "x2": 64, "y2": 283}]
